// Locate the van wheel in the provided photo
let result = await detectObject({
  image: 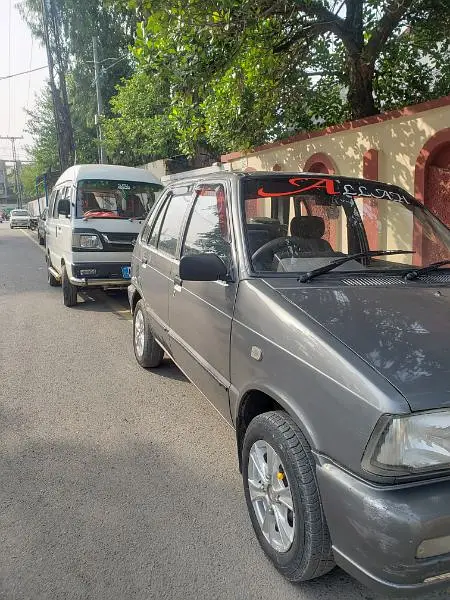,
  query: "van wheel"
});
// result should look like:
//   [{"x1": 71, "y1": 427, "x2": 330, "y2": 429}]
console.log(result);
[
  {"x1": 38, "y1": 234, "x2": 44, "y2": 245},
  {"x1": 61, "y1": 265, "x2": 78, "y2": 307},
  {"x1": 242, "y1": 411, "x2": 335, "y2": 583},
  {"x1": 133, "y1": 300, "x2": 164, "y2": 368}
]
